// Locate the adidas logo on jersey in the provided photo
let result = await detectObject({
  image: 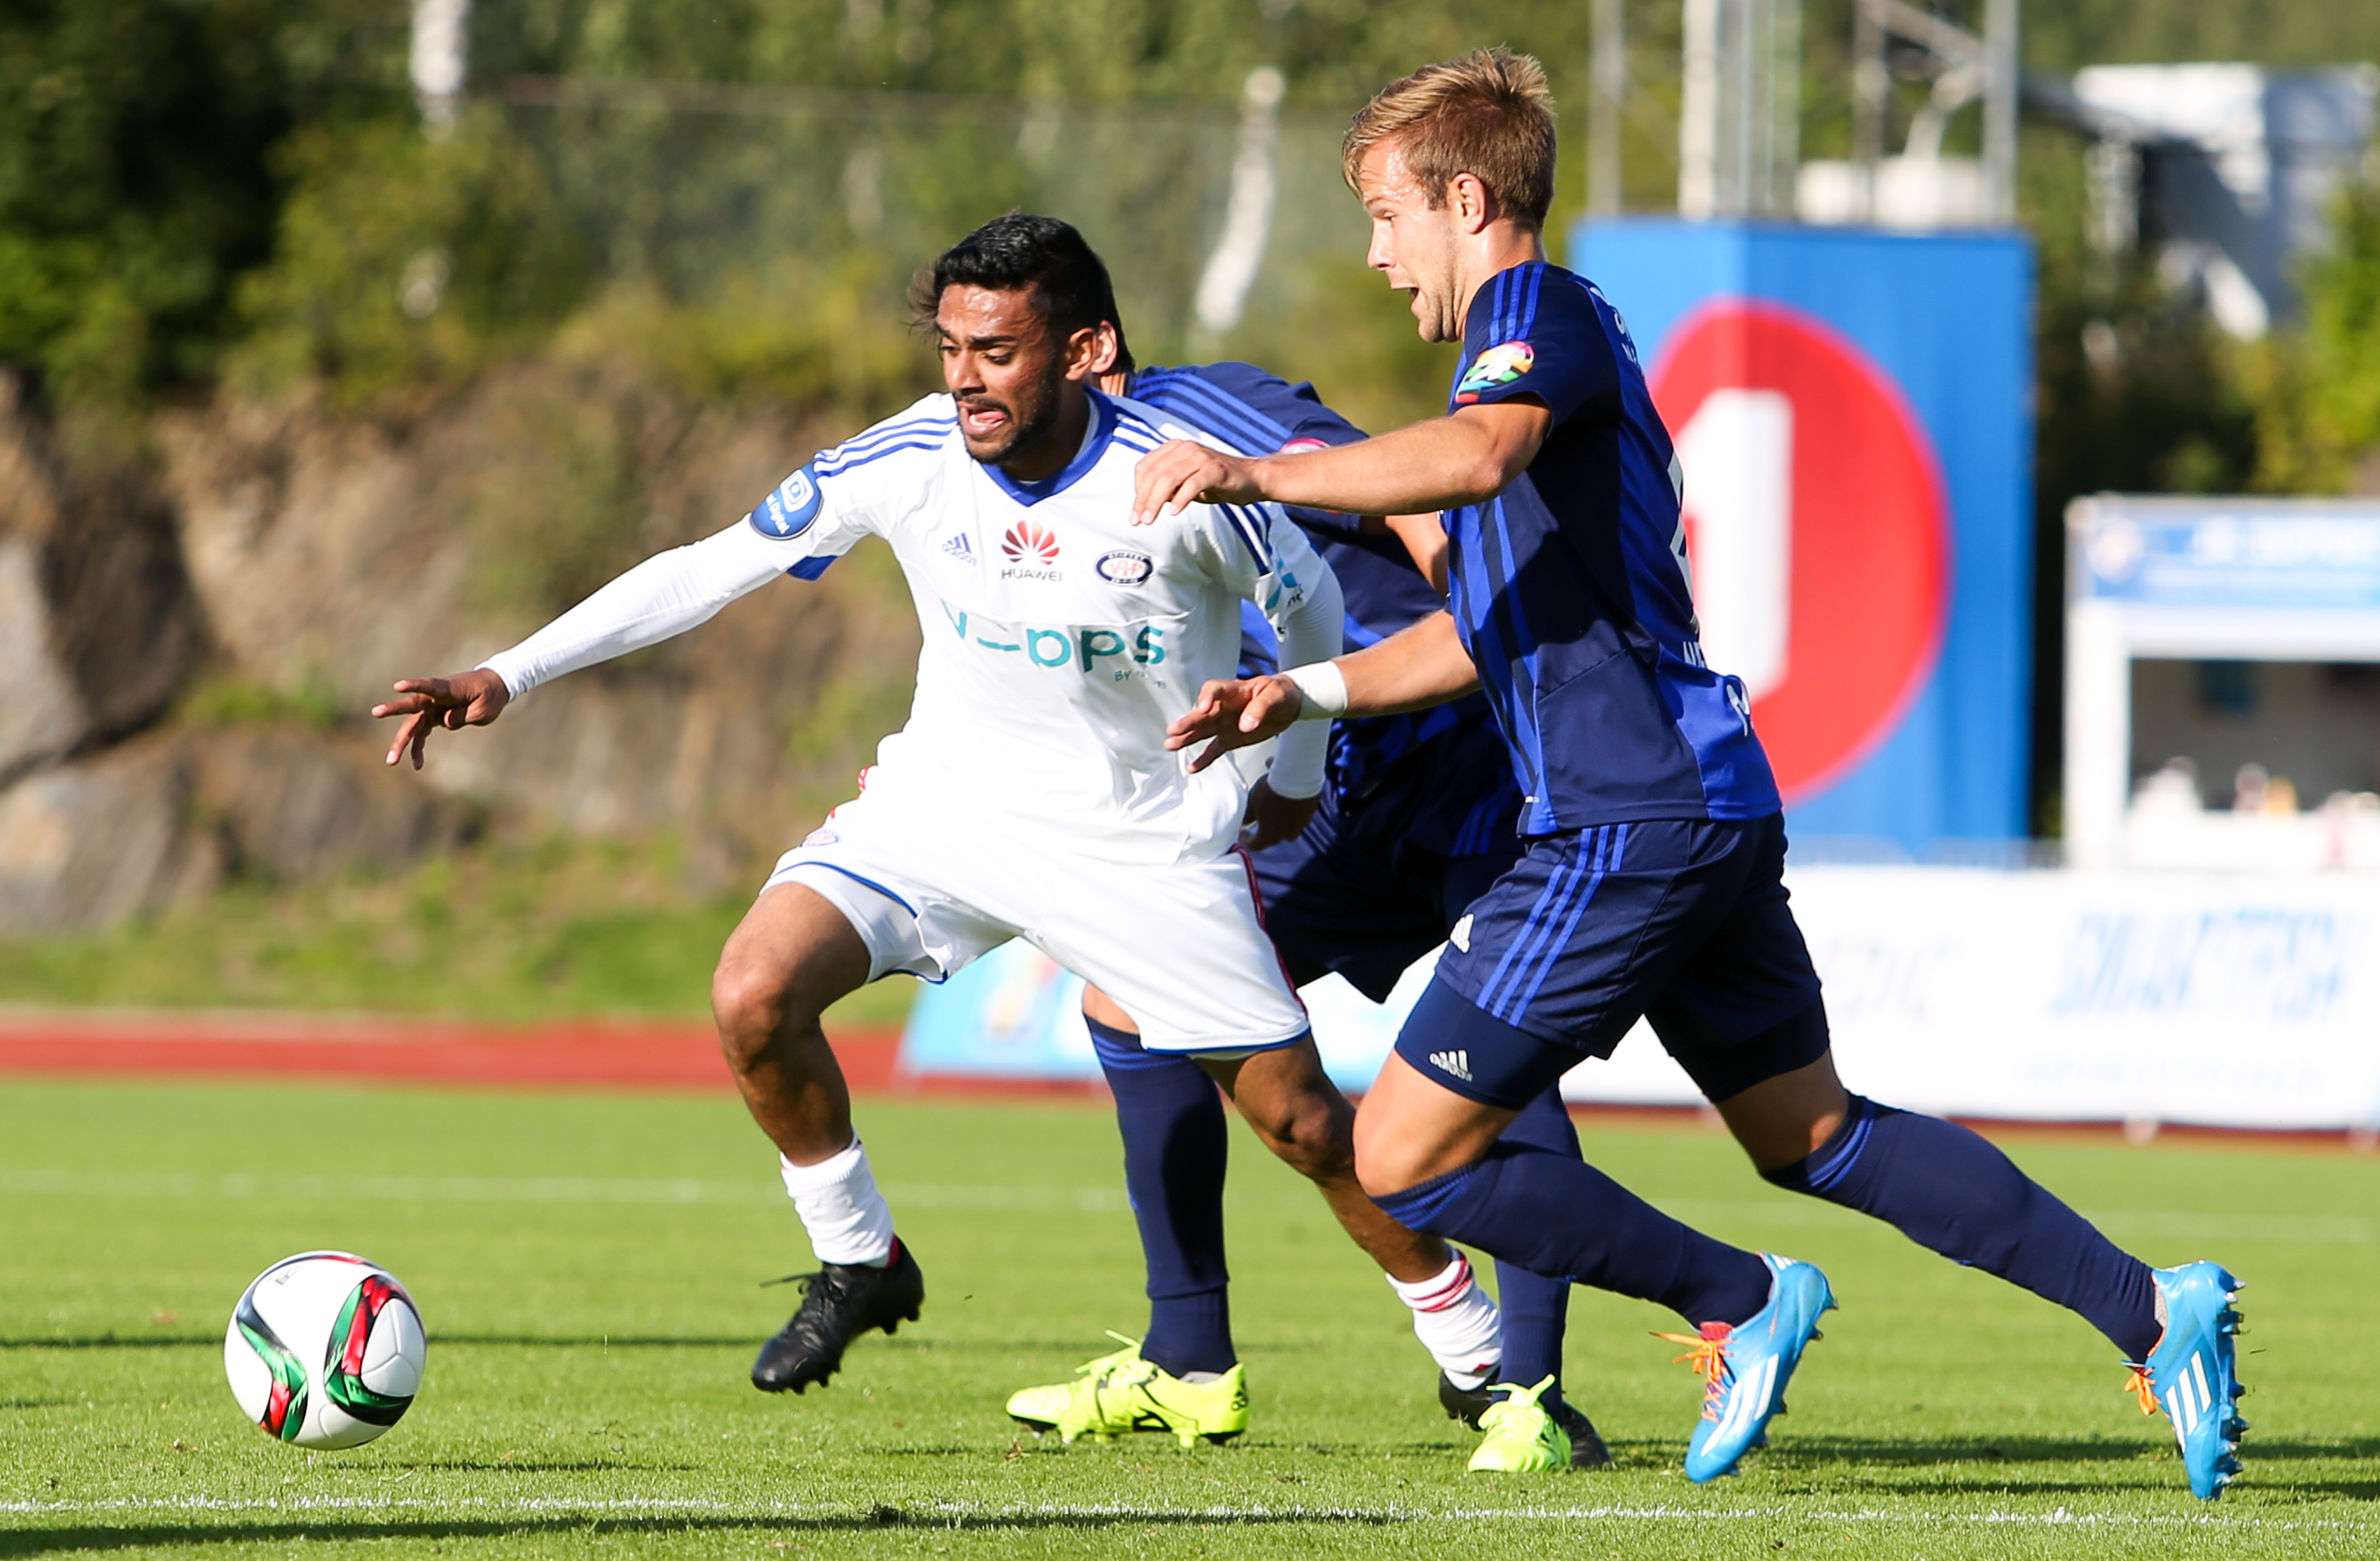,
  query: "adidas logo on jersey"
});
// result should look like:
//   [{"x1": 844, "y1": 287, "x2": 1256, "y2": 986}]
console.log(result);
[
  {"x1": 941, "y1": 533, "x2": 974, "y2": 562},
  {"x1": 1449, "y1": 914, "x2": 1473, "y2": 952},
  {"x1": 1428, "y1": 1050, "x2": 1473, "y2": 1083}
]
